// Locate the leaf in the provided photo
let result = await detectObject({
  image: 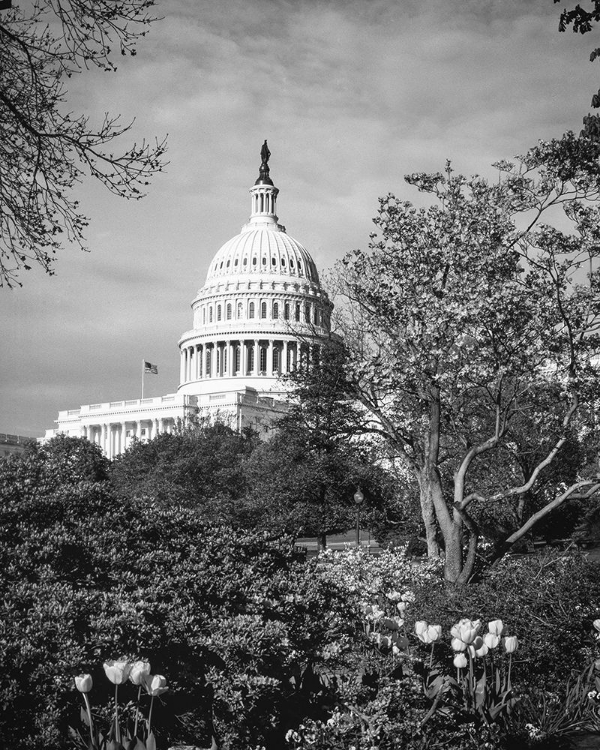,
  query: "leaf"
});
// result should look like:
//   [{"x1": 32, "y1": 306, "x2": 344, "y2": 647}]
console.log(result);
[
  {"x1": 81, "y1": 706, "x2": 90, "y2": 727},
  {"x1": 475, "y1": 673, "x2": 487, "y2": 709},
  {"x1": 146, "y1": 732, "x2": 156, "y2": 750}
]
